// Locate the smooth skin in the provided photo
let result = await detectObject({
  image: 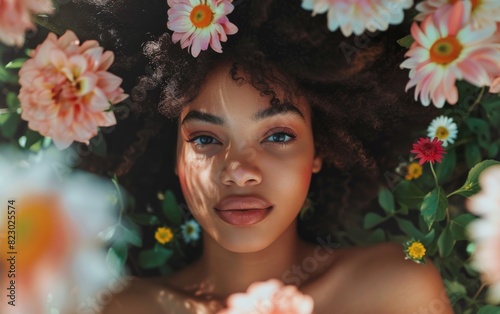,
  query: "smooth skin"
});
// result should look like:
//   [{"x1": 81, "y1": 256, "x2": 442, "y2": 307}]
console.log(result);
[{"x1": 103, "y1": 64, "x2": 453, "y2": 314}]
